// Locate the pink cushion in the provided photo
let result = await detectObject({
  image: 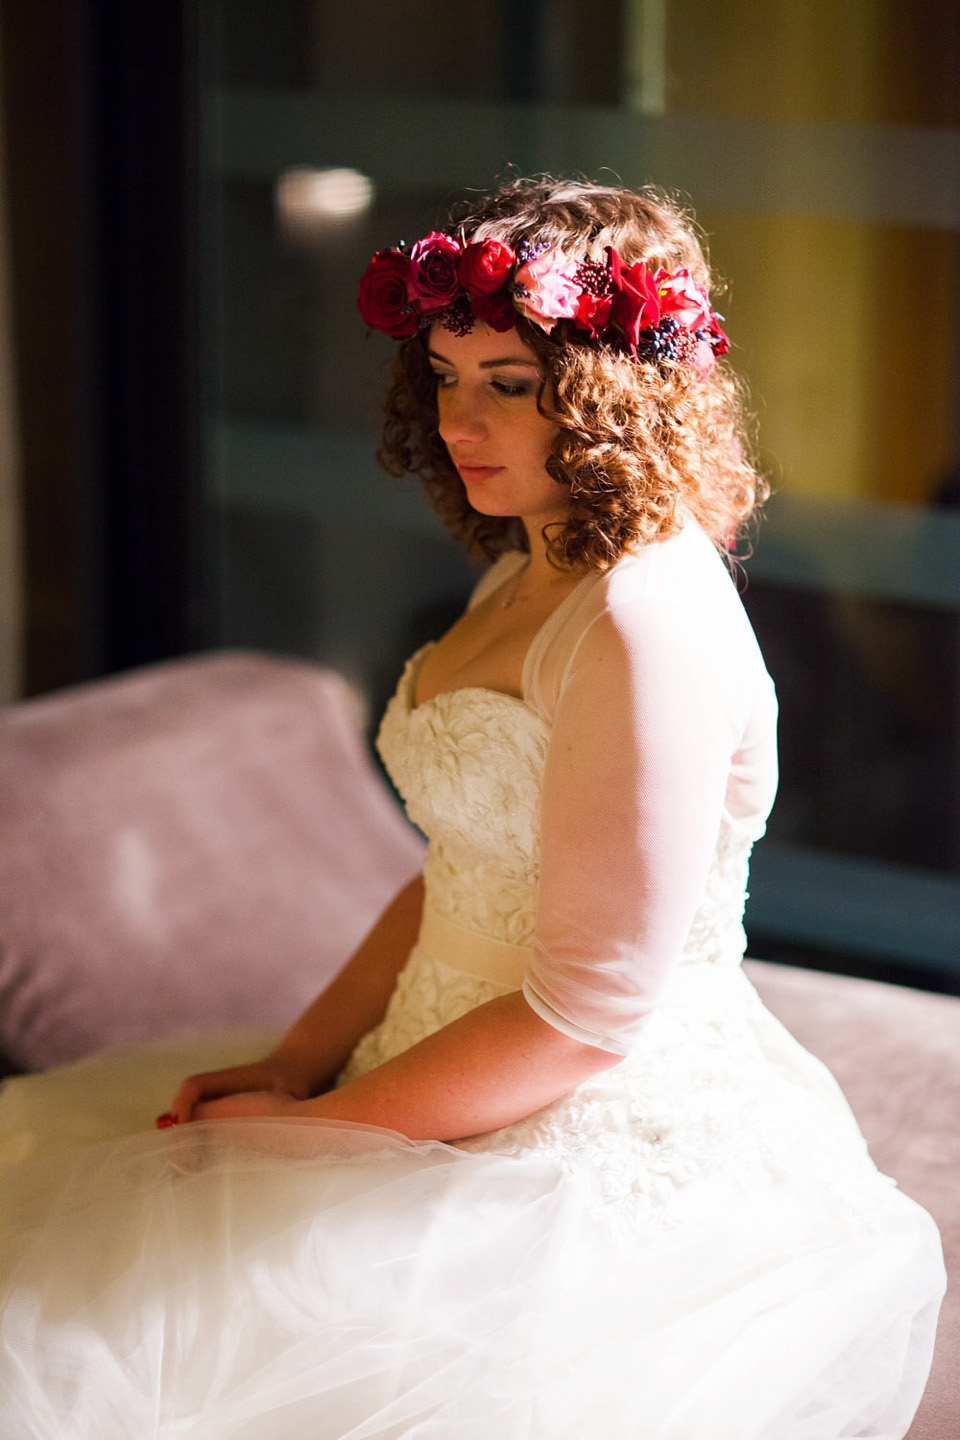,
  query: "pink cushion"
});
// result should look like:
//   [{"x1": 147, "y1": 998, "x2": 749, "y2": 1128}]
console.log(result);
[
  {"x1": 746, "y1": 960, "x2": 960, "y2": 1439},
  {"x1": 0, "y1": 653, "x2": 423, "y2": 1070}
]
